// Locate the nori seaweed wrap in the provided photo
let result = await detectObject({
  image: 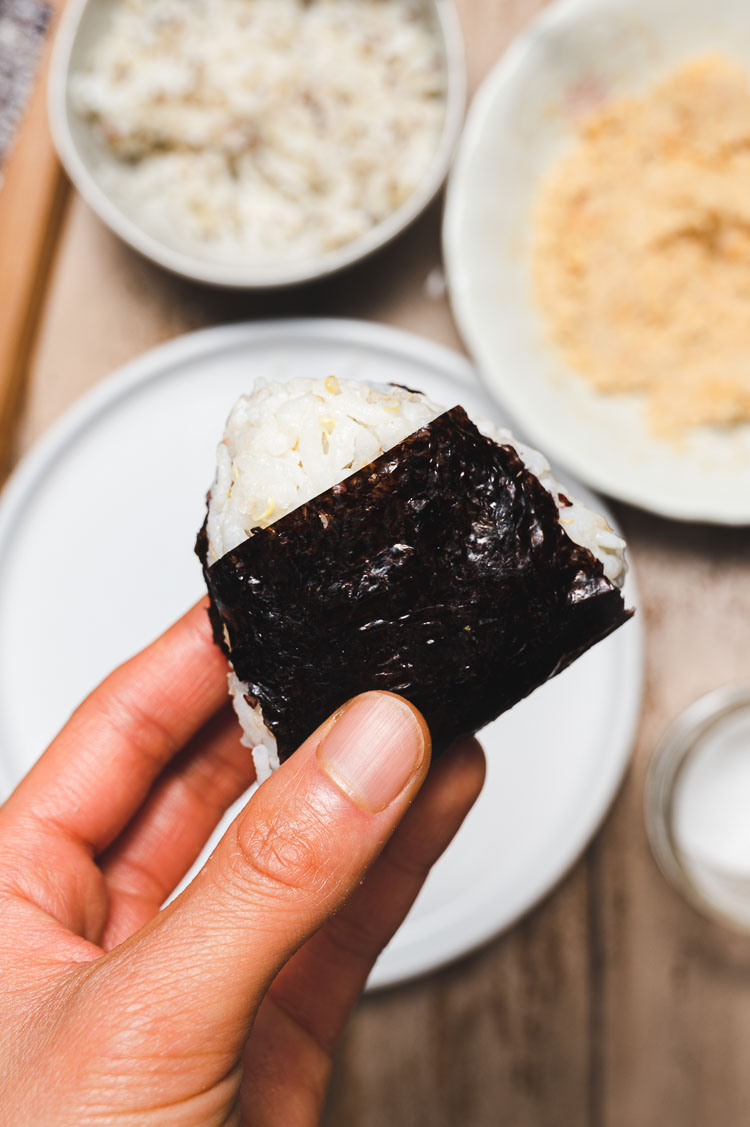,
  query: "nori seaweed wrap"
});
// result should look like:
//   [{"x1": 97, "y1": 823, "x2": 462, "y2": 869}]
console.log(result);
[{"x1": 197, "y1": 401, "x2": 632, "y2": 766}]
